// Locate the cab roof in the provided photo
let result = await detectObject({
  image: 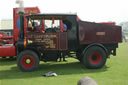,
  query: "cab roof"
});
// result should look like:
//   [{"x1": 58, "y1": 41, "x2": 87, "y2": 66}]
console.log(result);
[{"x1": 26, "y1": 13, "x2": 77, "y2": 20}]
